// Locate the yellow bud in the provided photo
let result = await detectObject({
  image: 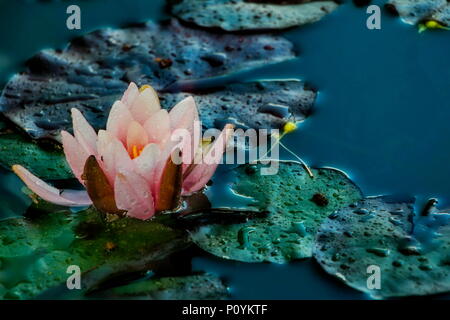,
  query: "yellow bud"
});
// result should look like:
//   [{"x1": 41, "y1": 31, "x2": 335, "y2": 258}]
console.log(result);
[
  {"x1": 139, "y1": 84, "x2": 151, "y2": 92},
  {"x1": 426, "y1": 20, "x2": 440, "y2": 28},
  {"x1": 282, "y1": 121, "x2": 297, "y2": 134}
]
